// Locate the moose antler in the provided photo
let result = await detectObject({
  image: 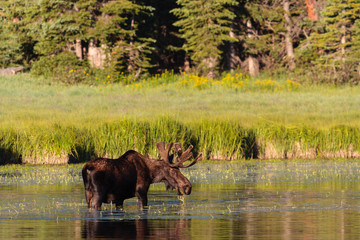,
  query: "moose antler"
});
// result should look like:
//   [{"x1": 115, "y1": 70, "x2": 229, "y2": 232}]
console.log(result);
[
  {"x1": 156, "y1": 141, "x2": 173, "y2": 163},
  {"x1": 179, "y1": 153, "x2": 203, "y2": 168},
  {"x1": 156, "y1": 142, "x2": 202, "y2": 168},
  {"x1": 170, "y1": 143, "x2": 203, "y2": 168},
  {"x1": 174, "y1": 142, "x2": 183, "y2": 162}
]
